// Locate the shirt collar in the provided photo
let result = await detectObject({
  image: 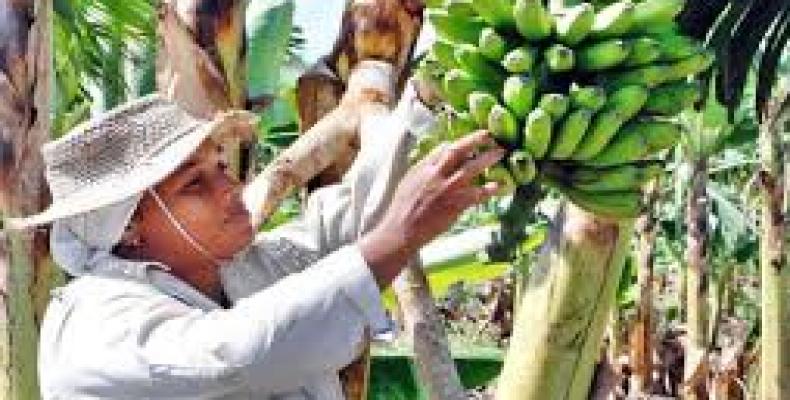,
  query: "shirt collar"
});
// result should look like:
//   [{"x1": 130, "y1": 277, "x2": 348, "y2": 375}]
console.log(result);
[{"x1": 93, "y1": 257, "x2": 222, "y2": 312}]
